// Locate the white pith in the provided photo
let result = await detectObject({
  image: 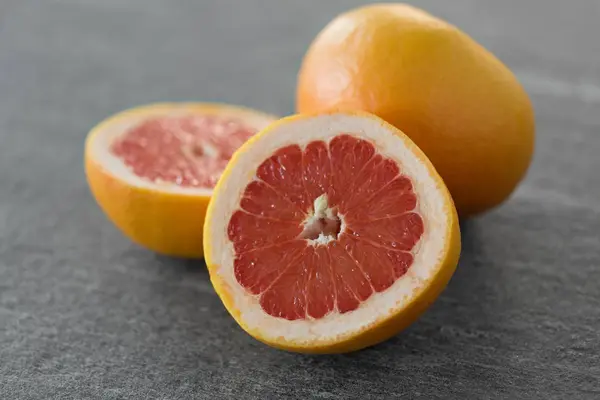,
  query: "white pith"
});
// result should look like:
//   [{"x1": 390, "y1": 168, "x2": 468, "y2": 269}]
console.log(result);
[
  {"x1": 206, "y1": 114, "x2": 449, "y2": 344},
  {"x1": 301, "y1": 194, "x2": 341, "y2": 245},
  {"x1": 87, "y1": 103, "x2": 275, "y2": 196}
]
